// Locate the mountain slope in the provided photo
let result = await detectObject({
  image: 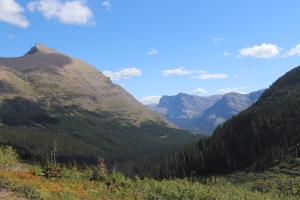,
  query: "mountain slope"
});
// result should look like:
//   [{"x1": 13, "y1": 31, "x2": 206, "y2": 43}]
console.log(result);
[
  {"x1": 0, "y1": 44, "x2": 169, "y2": 125},
  {"x1": 157, "y1": 93, "x2": 222, "y2": 119},
  {"x1": 148, "y1": 91, "x2": 264, "y2": 134},
  {"x1": 196, "y1": 90, "x2": 265, "y2": 132},
  {"x1": 0, "y1": 44, "x2": 198, "y2": 172},
  {"x1": 203, "y1": 66, "x2": 300, "y2": 173},
  {"x1": 151, "y1": 65, "x2": 300, "y2": 178}
]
